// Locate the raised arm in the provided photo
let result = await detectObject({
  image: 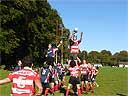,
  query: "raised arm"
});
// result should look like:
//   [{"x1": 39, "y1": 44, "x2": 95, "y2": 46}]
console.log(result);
[
  {"x1": 57, "y1": 40, "x2": 63, "y2": 48},
  {"x1": 77, "y1": 57, "x2": 81, "y2": 64},
  {"x1": 0, "y1": 78, "x2": 11, "y2": 85},
  {"x1": 80, "y1": 32, "x2": 83, "y2": 41}
]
